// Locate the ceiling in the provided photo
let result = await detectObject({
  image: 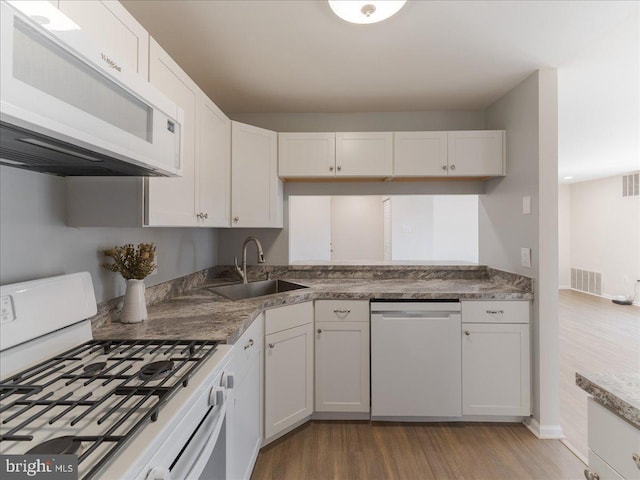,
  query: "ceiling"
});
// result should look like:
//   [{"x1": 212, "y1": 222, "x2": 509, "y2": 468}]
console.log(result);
[{"x1": 121, "y1": 0, "x2": 636, "y2": 114}]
